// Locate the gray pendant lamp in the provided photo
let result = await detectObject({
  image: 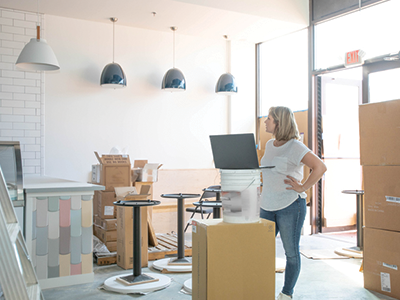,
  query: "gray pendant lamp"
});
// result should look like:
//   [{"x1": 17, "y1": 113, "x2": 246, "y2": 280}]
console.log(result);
[
  {"x1": 162, "y1": 27, "x2": 186, "y2": 92},
  {"x1": 100, "y1": 18, "x2": 126, "y2": 88},
  {"x1": 216, "y1": 35, "x2": 237, "y2": 94},
  {"x1": 15, "y1": 1, "x2": 60, "y2": 71}
]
